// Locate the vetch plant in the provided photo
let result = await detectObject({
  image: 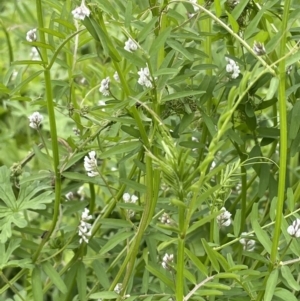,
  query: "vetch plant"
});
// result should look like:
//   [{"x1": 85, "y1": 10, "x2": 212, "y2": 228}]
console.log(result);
[
  {"x1": 28, "y1": 112, "x2": 43, "y2": 129},
  {"x1": 287, "y1": 219, "x2": 300, "y2": 238},
  {"x1": 84, "y1": 151, "x2": 99, "y2": 177},
  {"x1": 72, "y1": 0, "x2": 90, "y2": 20},
  {"x1": 1, "y1": 0, "x2": 299, "y2": 301},
  {"x1": 99, "y1": 77, "x2": 110, "y2": 96},
  {"x1": 26, "y1": 28, "x2": 37, "y2": 42}
]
